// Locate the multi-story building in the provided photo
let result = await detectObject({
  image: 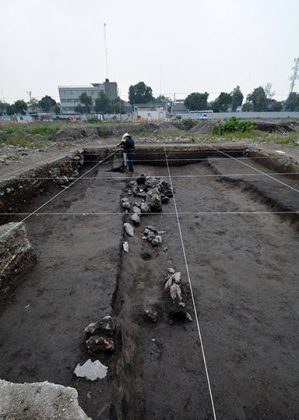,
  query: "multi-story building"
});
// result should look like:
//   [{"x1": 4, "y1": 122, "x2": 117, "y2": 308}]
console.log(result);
[{"x1": 58, "y1": 79, "x2": 118, "y2": 114}]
